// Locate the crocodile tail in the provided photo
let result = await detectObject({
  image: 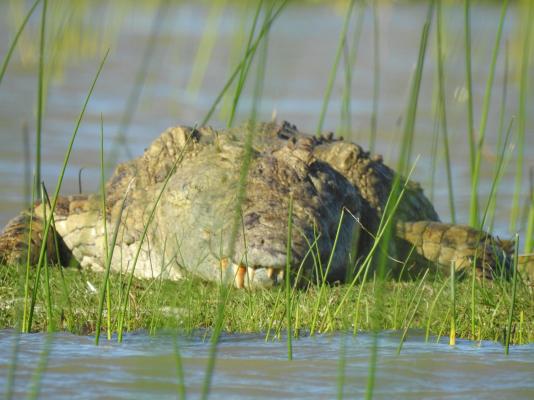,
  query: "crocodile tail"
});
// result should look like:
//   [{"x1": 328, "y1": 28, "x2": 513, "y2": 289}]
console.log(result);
[
  {"x1": 0, "y1": 202, "x2": 73, "y2": 267},
  {"x1": 0, "y1": 212, "x2": 50, "y2": 266},
  {"x1": 395, "y1": 220, "x2": 512, "y2": 279}
]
